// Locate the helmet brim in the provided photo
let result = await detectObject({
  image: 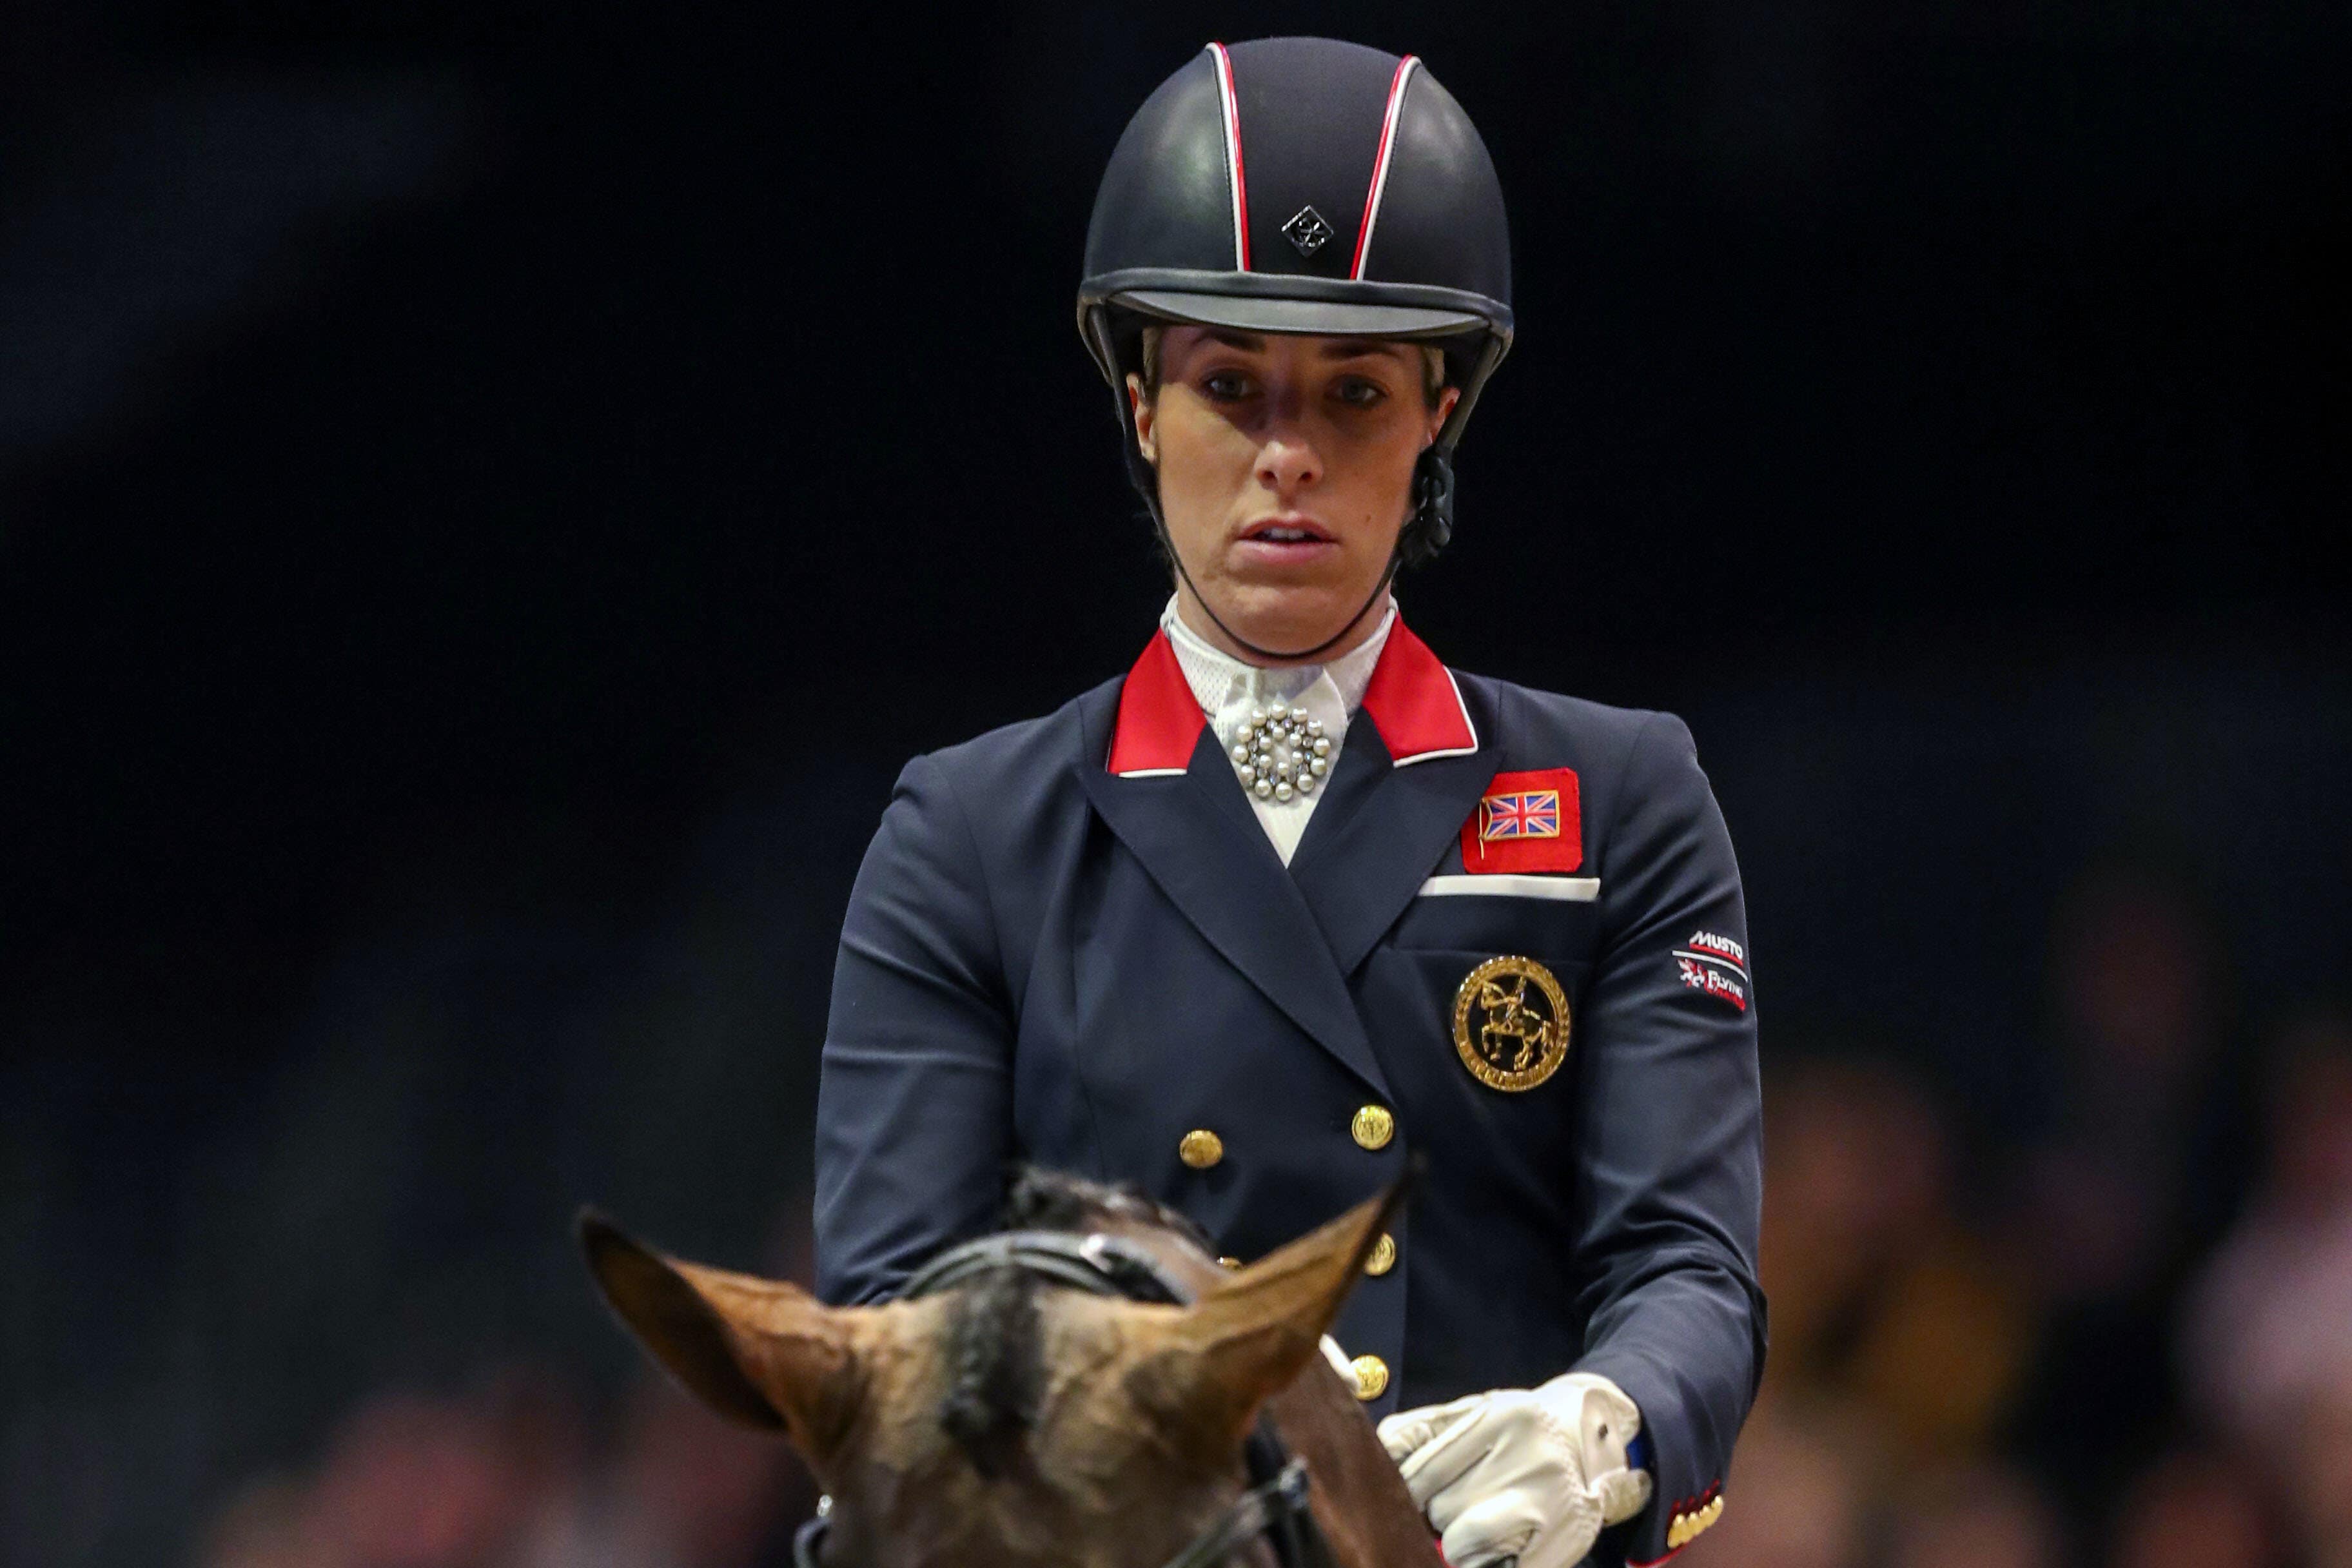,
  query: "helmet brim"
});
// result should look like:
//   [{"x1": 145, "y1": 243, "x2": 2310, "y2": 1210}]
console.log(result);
[{"x1": 1112, "y1": 288, "x2": 1489, "y2": 342}]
